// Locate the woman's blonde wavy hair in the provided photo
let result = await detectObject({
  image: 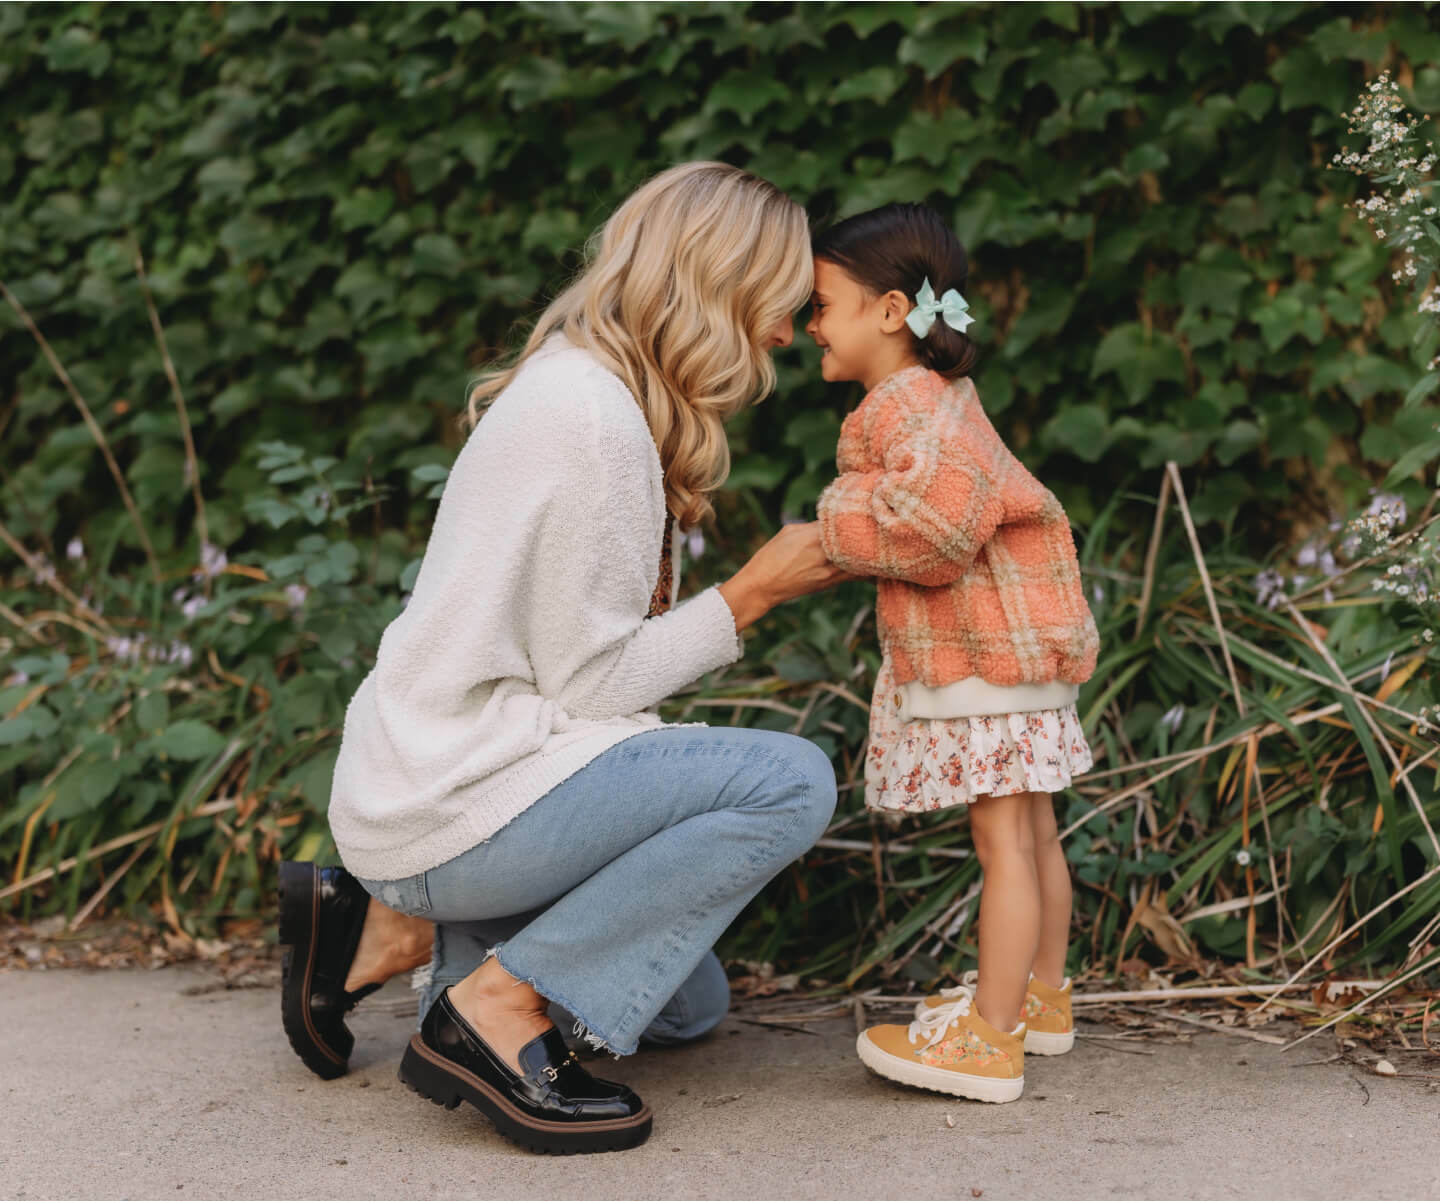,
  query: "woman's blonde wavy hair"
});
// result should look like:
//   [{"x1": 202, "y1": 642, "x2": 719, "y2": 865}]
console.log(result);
[{"x1": 464, "y1": 162, "x2": 813, "y2": 528}]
